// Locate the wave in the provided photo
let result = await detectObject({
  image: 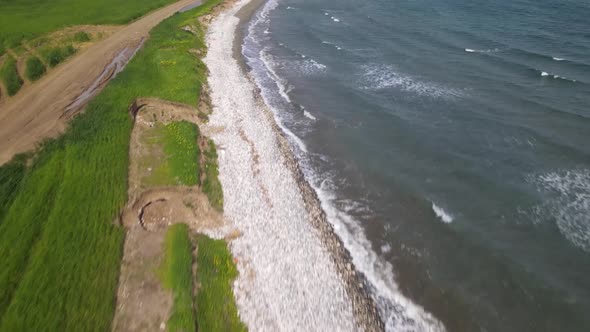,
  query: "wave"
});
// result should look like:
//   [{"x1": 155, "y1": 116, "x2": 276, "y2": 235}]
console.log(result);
[
  {"x1": 552, "y1": 57, "x2": 565, "y2": 61},
  {"x1": 307, "y1": 172, "x2": 447, "y2": 331},
  {"x1": 539, "y1": 70, "x2": 577, "y2": 82},
  {"x1": 530, "y1": 169, "x2": 590, "y2": 252},
  {"x1": 432, "y1": 203, "x2": 454, "y2": 223},
  {"x1": 360, "y1": 64, "x2": 463, "y2": 98},
  {"x1": 321, "y1": 40, "x2": 343, "y2": 50},
  {"x1": 303, "y1": 108, "x2": 317, "y2": 120},
  {"x1": 464, "y1": 48, "x2": 501, "y2": 53}
]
